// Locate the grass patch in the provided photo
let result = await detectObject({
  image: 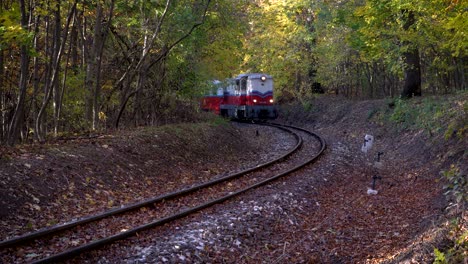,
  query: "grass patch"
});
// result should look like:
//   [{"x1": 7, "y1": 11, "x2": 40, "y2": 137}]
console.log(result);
[{"x1": 208, "y1": 116, "x2": 230, "y2": 127}]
